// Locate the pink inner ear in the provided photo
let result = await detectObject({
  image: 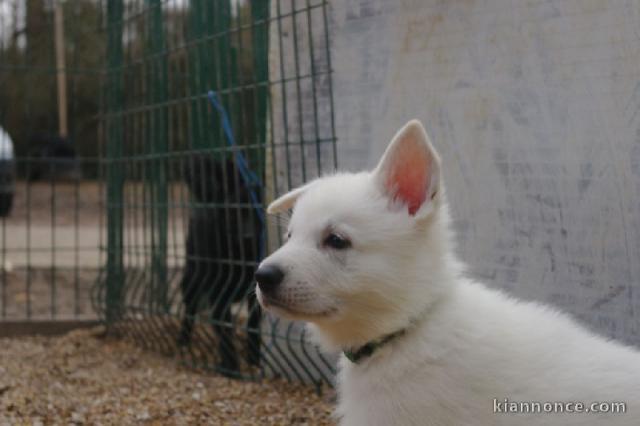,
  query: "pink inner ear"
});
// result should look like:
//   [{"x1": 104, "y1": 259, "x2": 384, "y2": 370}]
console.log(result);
[{"x1": 386, "y1": 147, "x2": 430, "y2": 215}]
